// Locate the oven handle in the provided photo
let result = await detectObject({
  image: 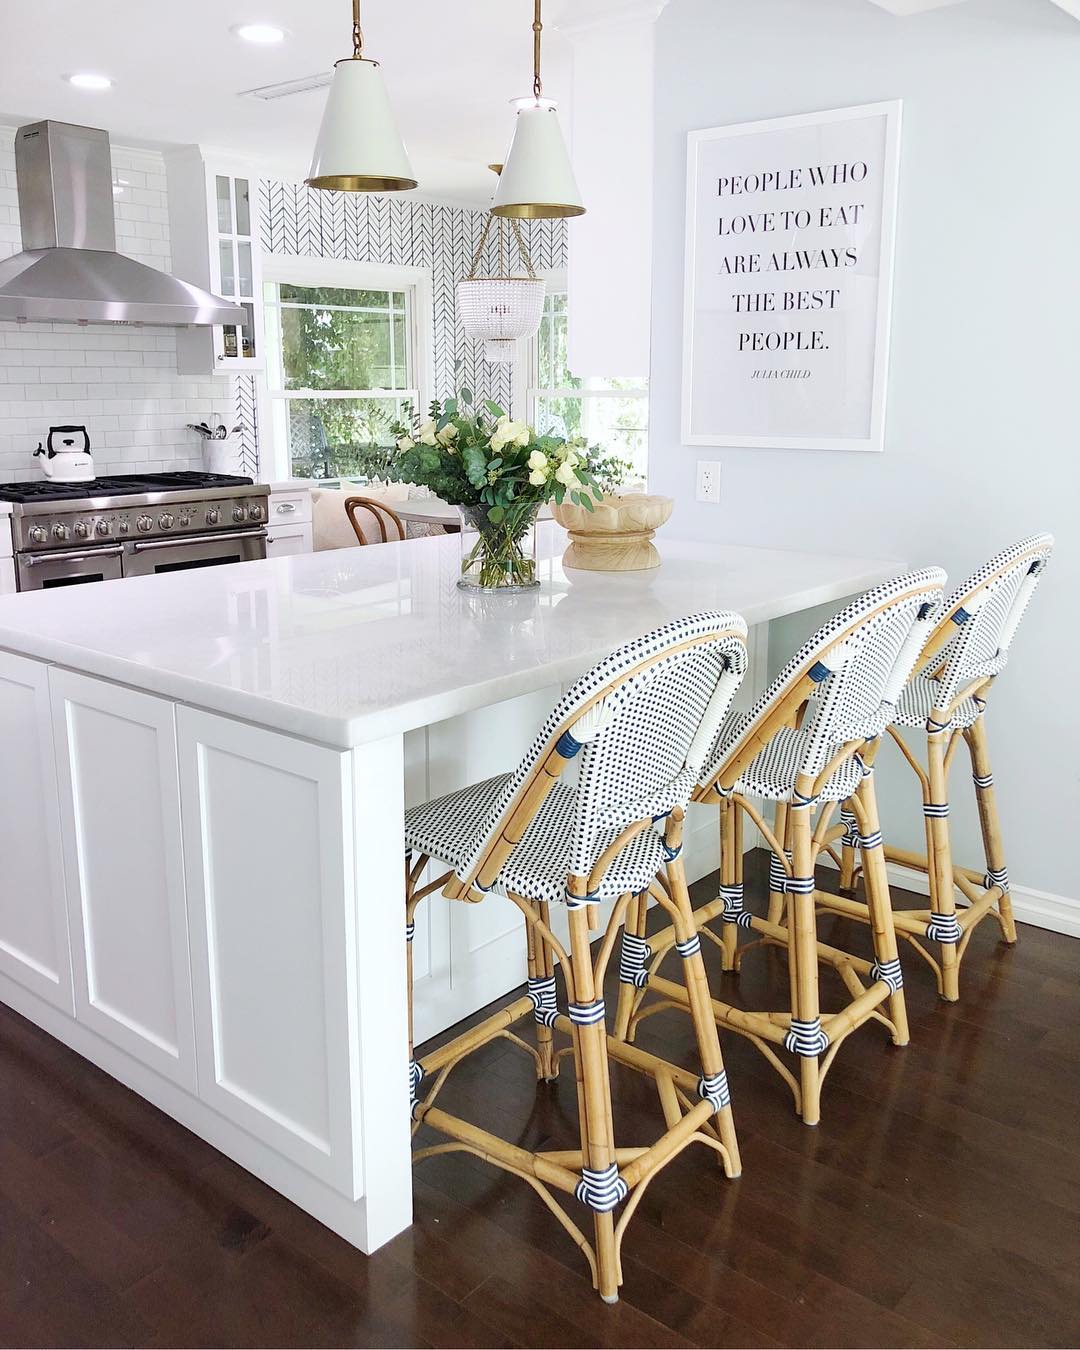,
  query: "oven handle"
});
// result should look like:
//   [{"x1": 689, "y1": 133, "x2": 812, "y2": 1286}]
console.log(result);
[
  {"x1": 130, "y1": 528, "x2": 269, "y2": 553},
  {"x1": 22, "y1": 545, "x2": 125, "y2": 565}
]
